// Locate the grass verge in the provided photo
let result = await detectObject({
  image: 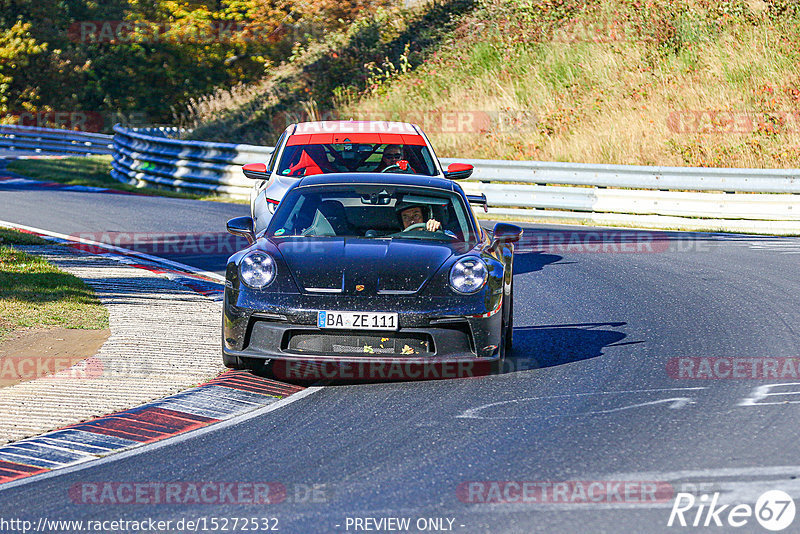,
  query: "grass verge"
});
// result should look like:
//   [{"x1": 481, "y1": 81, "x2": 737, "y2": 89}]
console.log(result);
[
  {"x1": 186, "y1": 0, "x2": 800, "y2": 169},
  {"x1": 0, "y1": 229, "x2": 109, "y2": 341},
  {"x1": 343, "y1": 0, "x2": 800, "y2": 167},
  {"x1": 4, "y1": 156, "x2": 247, "y2": 204}
]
